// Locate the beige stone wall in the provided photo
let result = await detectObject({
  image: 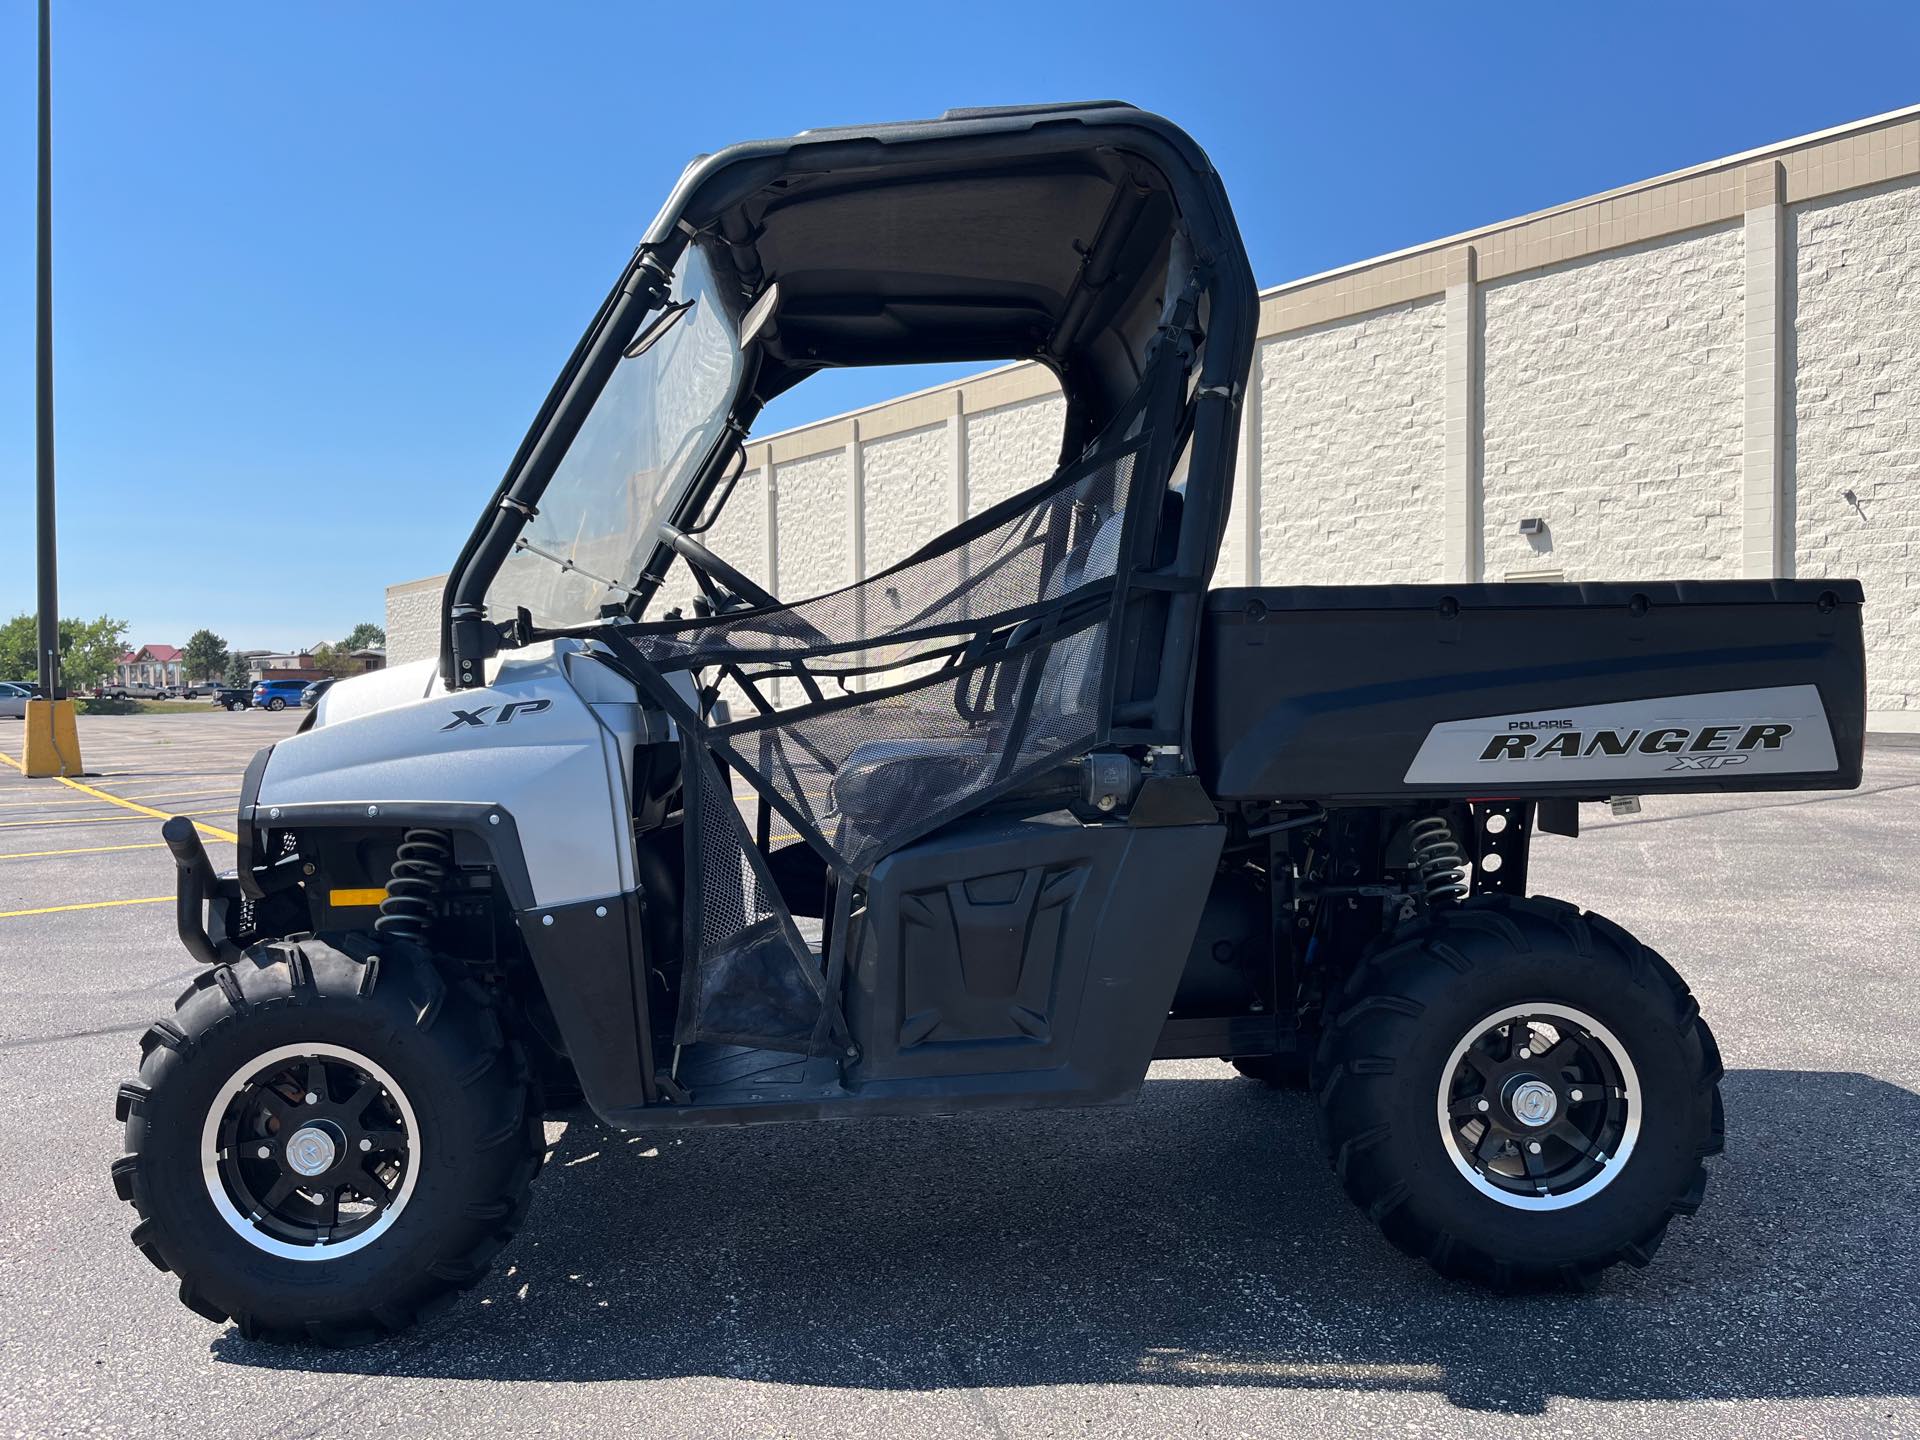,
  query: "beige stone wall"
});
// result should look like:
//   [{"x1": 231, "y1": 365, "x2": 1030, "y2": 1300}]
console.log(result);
[
  {"x1": 772, "y1": 451, "x2": 853, "y2": 602},
  {"x1": 1255, "y1": 299, "x2": 1448, "y2": 585},
  {"x1": 1481, "y1": 226, "x2": 1746, "y2": 581},
  {"x1": 1790, "y1": 175, "x2": 1920, "y2": 714},
  {"x1": 862, "y1": 424, "x2": 953, "y2": 573},
  {"x1": 964, "y1": 395, "x2": 1067, "y2": 514},
  {"x1": 384, "y1": 576, "x2": 442, "y2": 668},
  {"x1": 390, "y1": 106, "x2": 1920, "y2": 723}
]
